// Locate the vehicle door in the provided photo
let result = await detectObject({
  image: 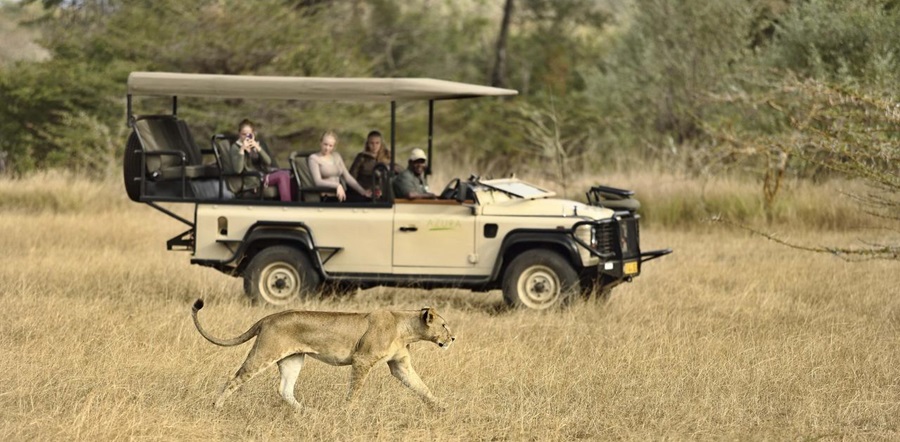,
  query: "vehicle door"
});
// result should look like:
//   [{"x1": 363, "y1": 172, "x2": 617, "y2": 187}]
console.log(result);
[{"x1": 392, "y1": 201, "x2": 476, "y2": 269}]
